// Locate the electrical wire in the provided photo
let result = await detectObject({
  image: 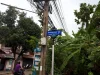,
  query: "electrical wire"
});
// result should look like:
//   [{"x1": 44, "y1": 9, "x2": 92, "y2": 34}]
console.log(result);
[
  {"x1": 52, "y1": 1, "x2": 66, "y2": 31},
  {"x1": 27, "y1": 0, "x2": 68, "y2": 32},
  {"x1": 50, "y1": 1, "x2": 61, "y2": 28},
  {"x1": 58, "y1": 0, "x2": 68, "y2": 32}
]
